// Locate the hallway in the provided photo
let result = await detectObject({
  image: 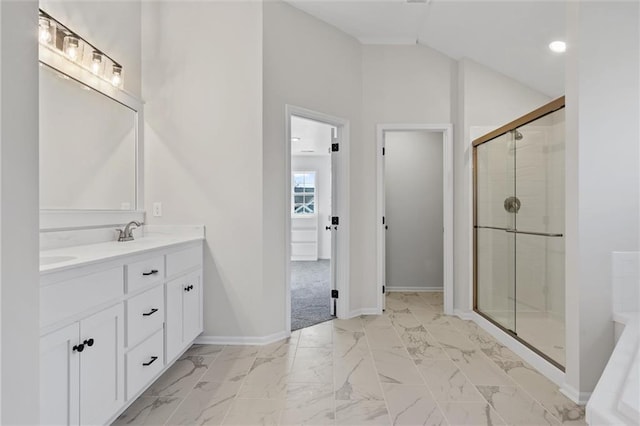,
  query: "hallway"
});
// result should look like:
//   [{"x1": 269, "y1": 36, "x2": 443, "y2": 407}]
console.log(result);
[{"x1": 115, "y1": 292, "x2": 585, "y2": 425}]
